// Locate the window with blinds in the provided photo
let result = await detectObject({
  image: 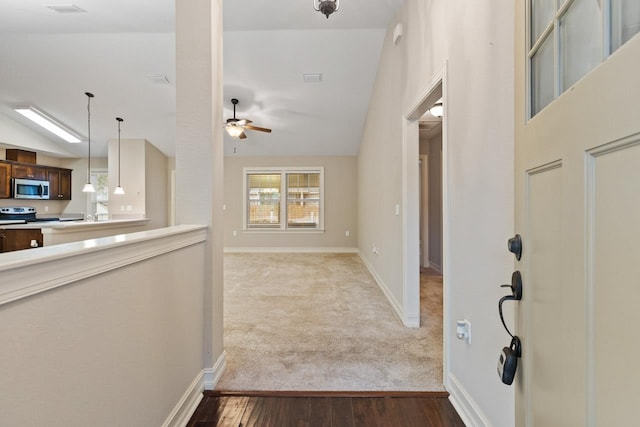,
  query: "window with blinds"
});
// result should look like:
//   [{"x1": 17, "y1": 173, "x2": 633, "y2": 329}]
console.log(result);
[
  {"x1": 247, "y1": 173, "x2": 281, "y2": 228},
  {"x1": 244, "y1": 167, "x2": 324, "y2": 230}
]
